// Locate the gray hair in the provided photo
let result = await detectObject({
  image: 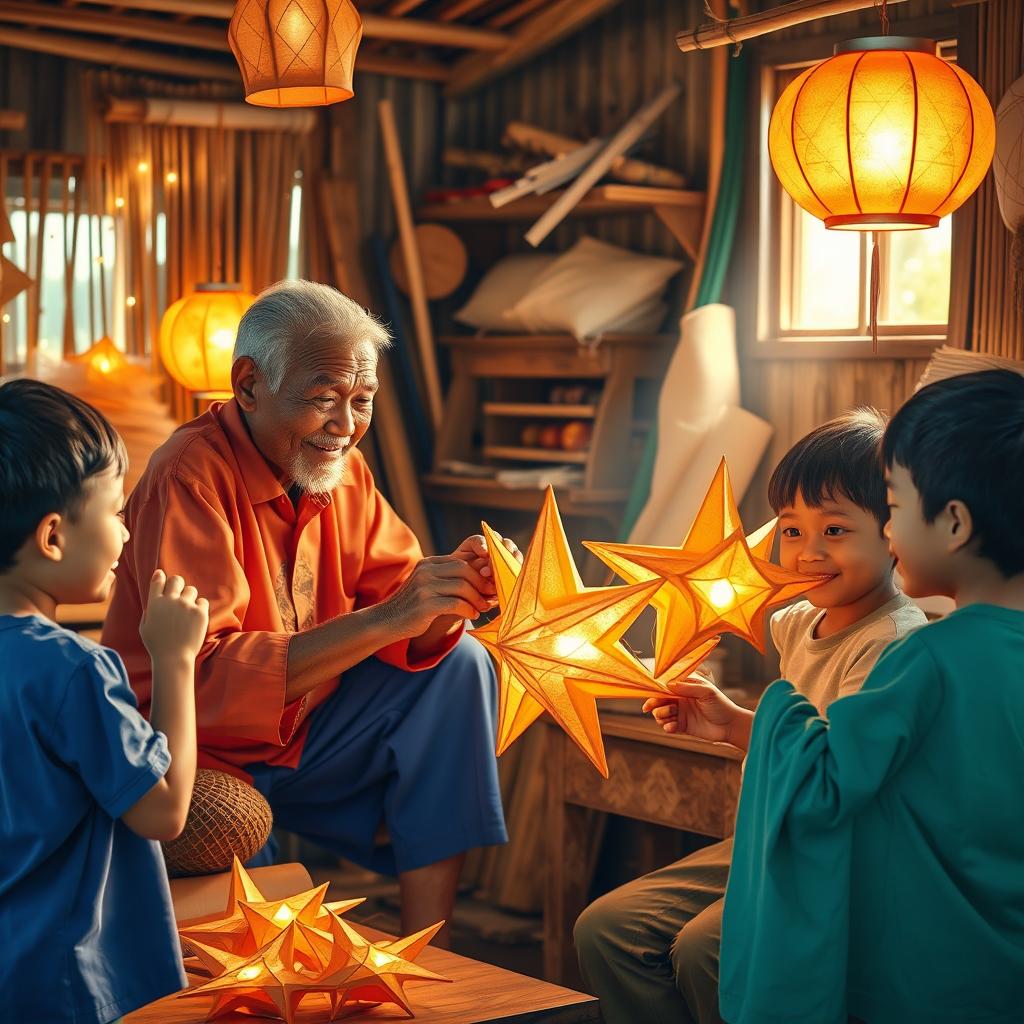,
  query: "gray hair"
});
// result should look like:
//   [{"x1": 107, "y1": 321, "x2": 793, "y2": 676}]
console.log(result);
[{"x1": 233, "y1": 279, "x2": 391, "y2": 393}]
